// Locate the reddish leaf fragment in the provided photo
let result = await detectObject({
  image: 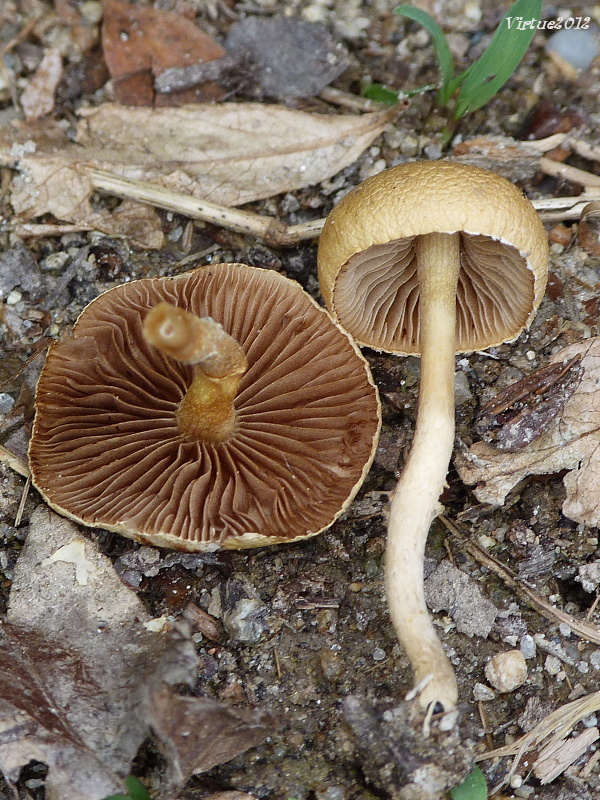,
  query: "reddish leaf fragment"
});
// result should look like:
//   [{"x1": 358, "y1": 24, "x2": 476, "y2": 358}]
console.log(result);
[{"x1": 101, "y1": 0, "x2": 226, "y2": 105}]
